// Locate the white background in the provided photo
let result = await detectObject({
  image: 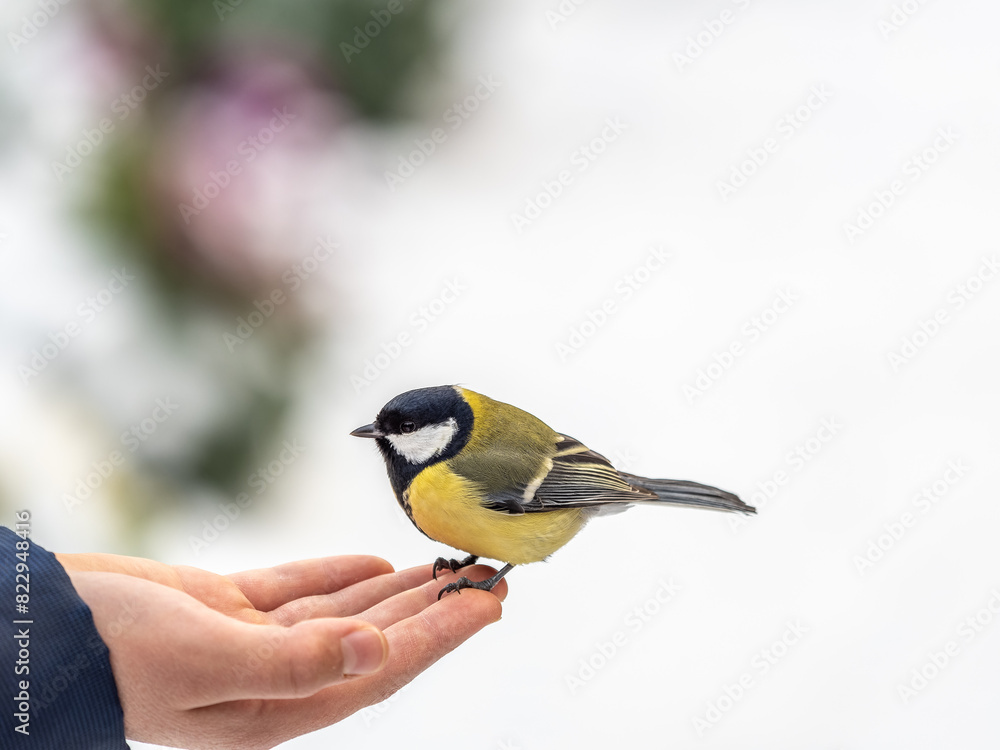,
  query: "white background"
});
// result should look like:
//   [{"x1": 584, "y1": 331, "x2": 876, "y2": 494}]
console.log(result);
[{"x1": 2, "y1": 0, "x2": 999, "y2": 748}]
